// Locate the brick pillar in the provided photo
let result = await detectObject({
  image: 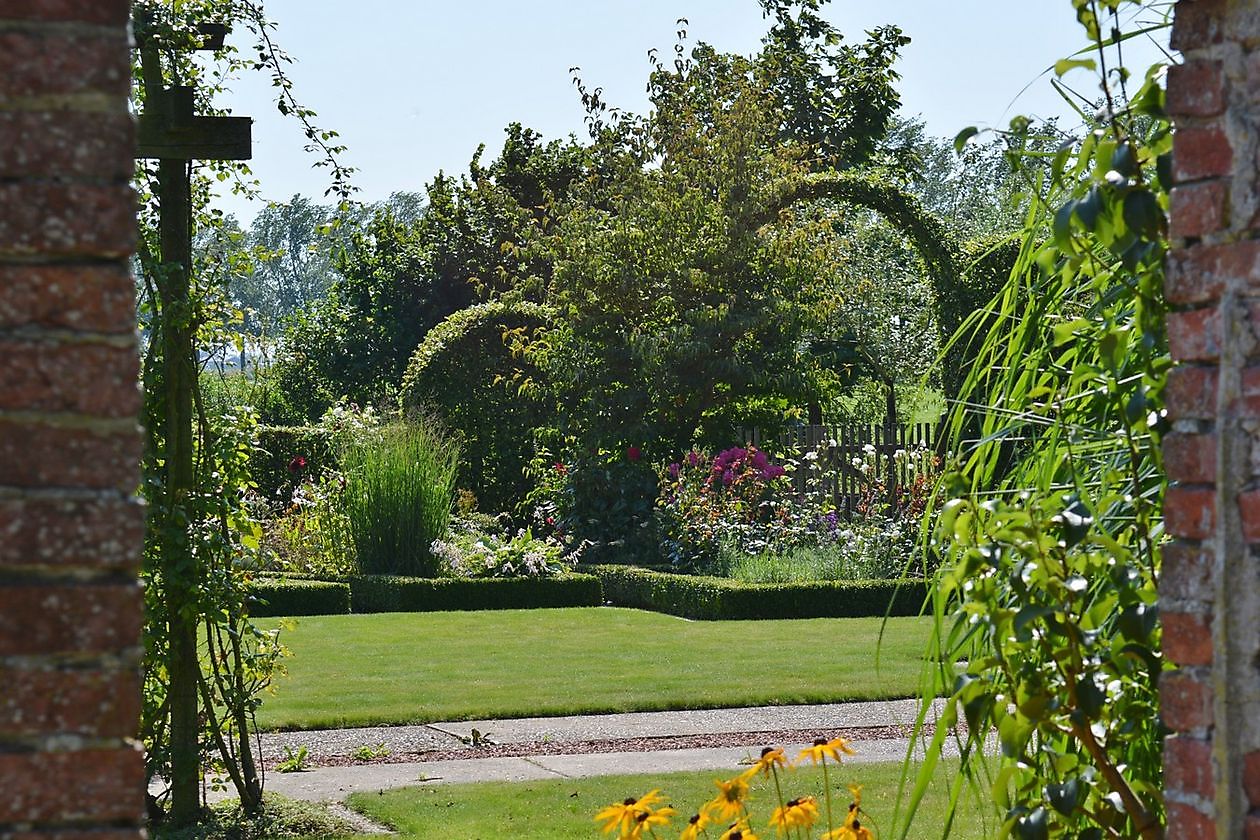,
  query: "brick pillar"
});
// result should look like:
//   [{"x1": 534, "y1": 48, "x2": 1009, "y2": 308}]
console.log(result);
[
  {"x1": 1163, "y1": 1, "x2": 1260, "y2": 837},
  {"x1": 0, "y1": 2, "x2": 146, "y2": 838}
]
